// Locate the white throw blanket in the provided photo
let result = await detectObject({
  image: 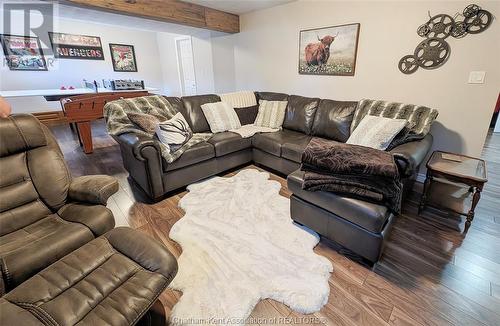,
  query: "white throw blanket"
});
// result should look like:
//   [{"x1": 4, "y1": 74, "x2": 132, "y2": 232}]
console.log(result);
[
  {"x1": 219, "y1": 90, "x2": 257, "y2": 108},
  {"x1": 168, "y1": 169, "x2": 333, "y2": 325},
  {"x1": 230, "y1": 124, "x2": 279, "y2": 138}
]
